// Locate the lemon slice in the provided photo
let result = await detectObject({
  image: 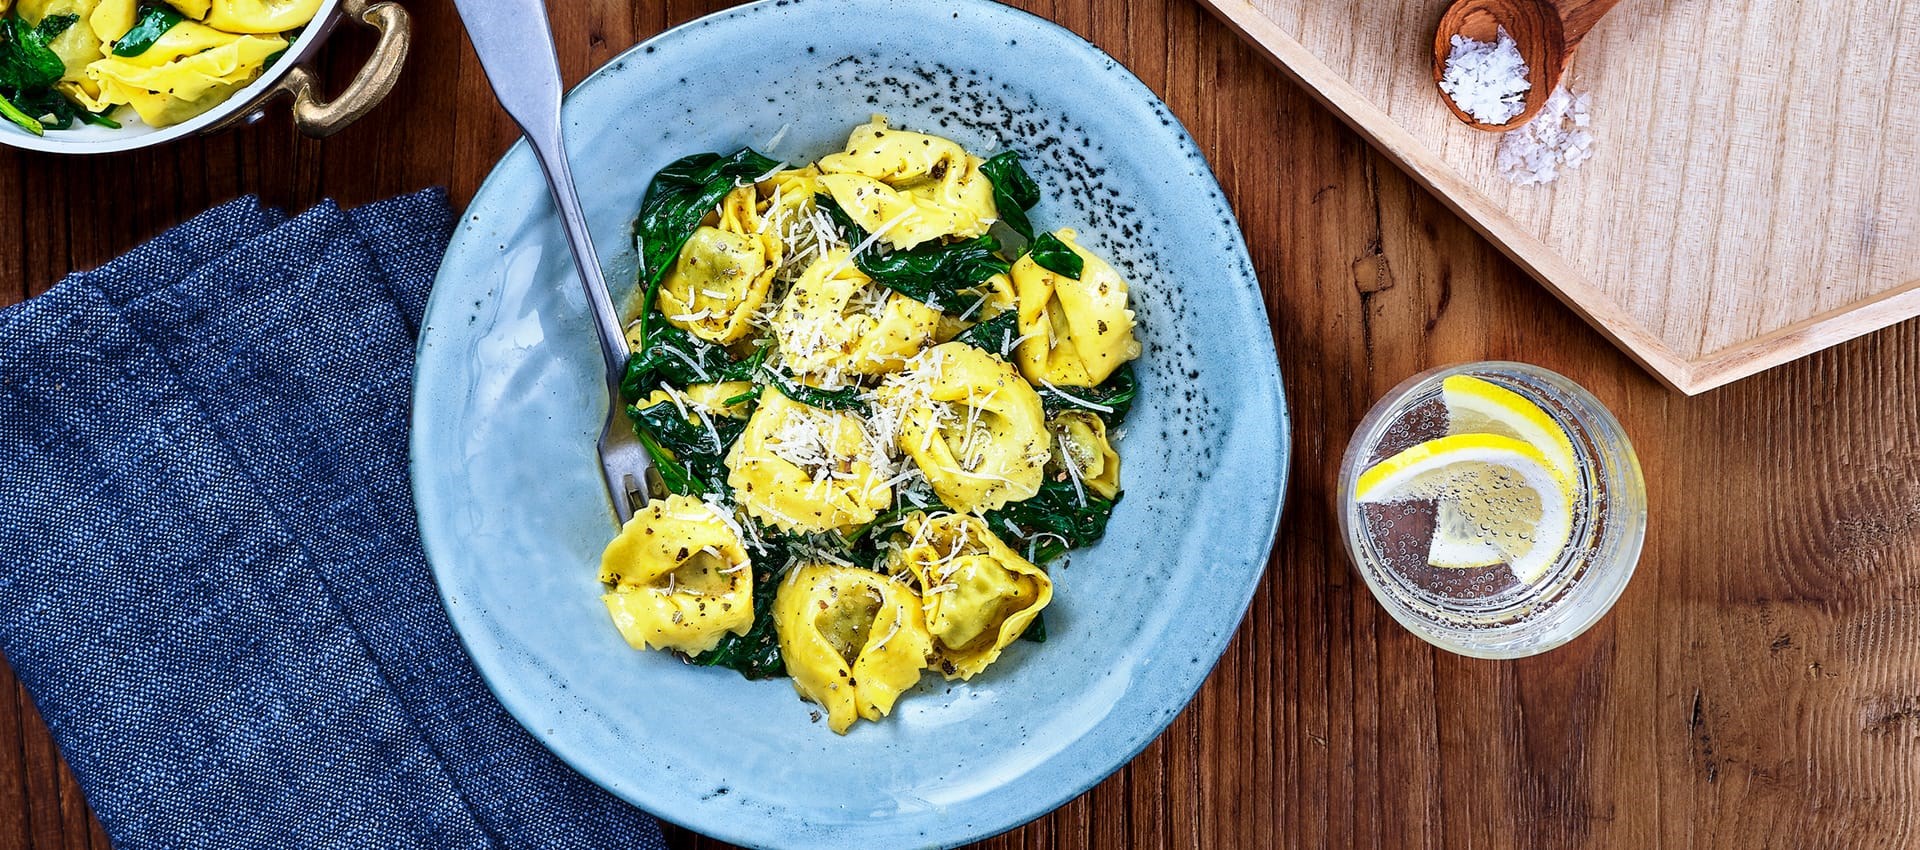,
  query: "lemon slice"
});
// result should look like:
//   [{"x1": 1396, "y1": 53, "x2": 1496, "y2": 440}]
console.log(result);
[
  {"x1": 1441, "y1": 374, "x2": 1577, "y2": 480},
  {"x1": 1355, "y1": 433, "x2": 1573, "y2": 585},
  {"x1": 1423, "y1": 375, "x2": 1580, "y2": 572},
  {"x1": 1427, "y1": 500, "x2": 1506, "y2": 569}
]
